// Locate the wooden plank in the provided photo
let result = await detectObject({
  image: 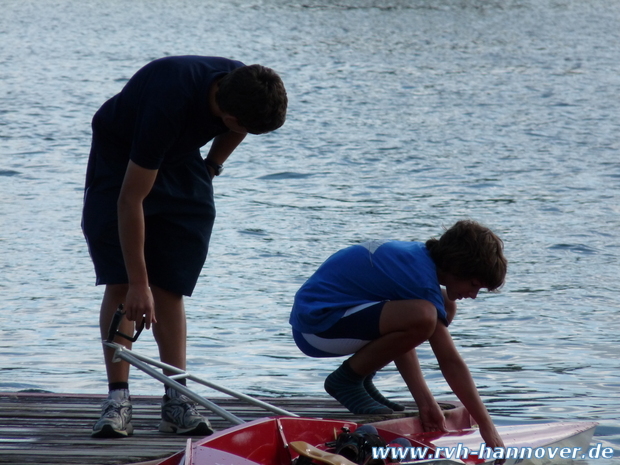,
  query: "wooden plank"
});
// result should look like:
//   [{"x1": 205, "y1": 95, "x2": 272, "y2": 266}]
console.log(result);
[{"x1": 0, "y1": 392, "x2": 415, "y2": 465}]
